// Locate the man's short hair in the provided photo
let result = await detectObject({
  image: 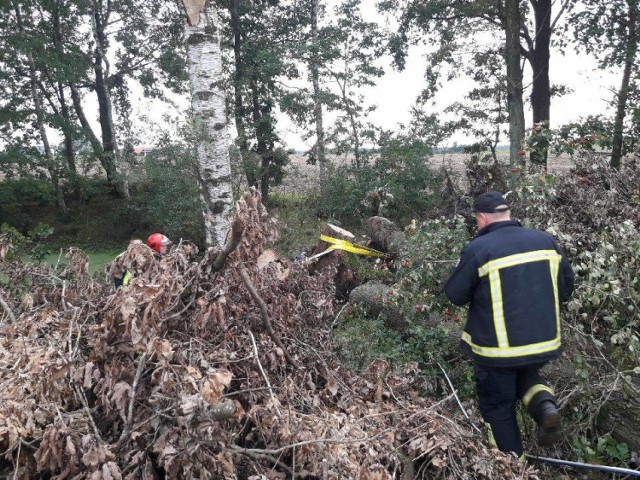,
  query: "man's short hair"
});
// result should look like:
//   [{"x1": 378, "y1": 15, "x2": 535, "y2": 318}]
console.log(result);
[{"x1": 474, "y1": 191, "x2": 510, "y2": 213}]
